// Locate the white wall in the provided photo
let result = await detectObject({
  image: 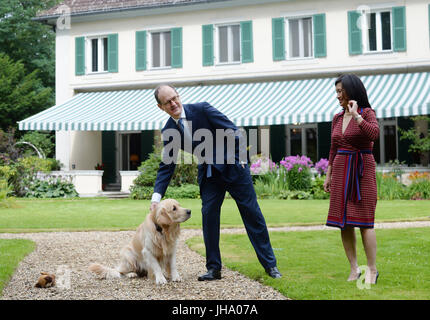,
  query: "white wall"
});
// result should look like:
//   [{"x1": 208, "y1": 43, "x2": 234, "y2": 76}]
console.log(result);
[
  {"x1": 54, "y1": 0, "x2": 430, "y2": 170},
  {"x1": 61, "y1": 0, "x2": 430, "y2": 92}
]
